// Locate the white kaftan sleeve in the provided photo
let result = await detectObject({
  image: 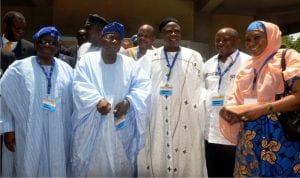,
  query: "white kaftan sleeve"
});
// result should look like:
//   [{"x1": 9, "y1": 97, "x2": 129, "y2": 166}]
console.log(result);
[
  {"x1": 125, "y1": 64, "x2": 151, "y2": 149},
  {"x1": 73, "y1": 57, "x2": 103, "y2": 112},
  {"x1": 0, "y1": 95, "x2": 15, "y2": 134}
]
